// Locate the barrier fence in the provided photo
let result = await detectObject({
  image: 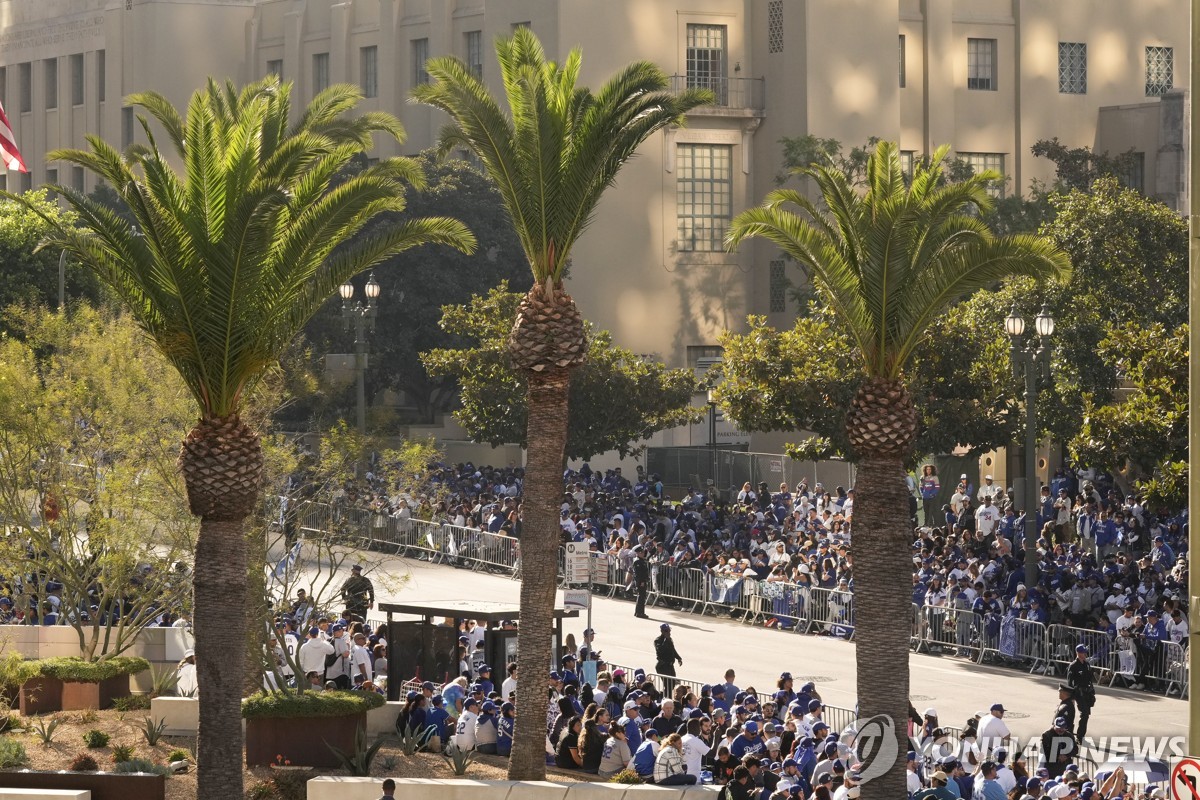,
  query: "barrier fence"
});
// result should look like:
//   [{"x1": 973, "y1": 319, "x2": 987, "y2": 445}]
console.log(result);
[{"x1": 280, "y1": 499, "x2": 1188, "y2": 701}]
